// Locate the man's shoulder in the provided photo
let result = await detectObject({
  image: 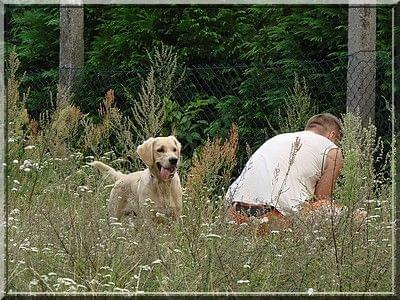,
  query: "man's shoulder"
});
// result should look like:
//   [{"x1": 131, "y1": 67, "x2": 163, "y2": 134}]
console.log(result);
[
  {"x1": 269, "y1": 130, "x2": 337, "y2": 150},
  {"x1": 297, "y1": 130, "x2": 337, "y2": 145},
  {"x1": 268, "y1": 130, "x2": 309, "y2": 142}
]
